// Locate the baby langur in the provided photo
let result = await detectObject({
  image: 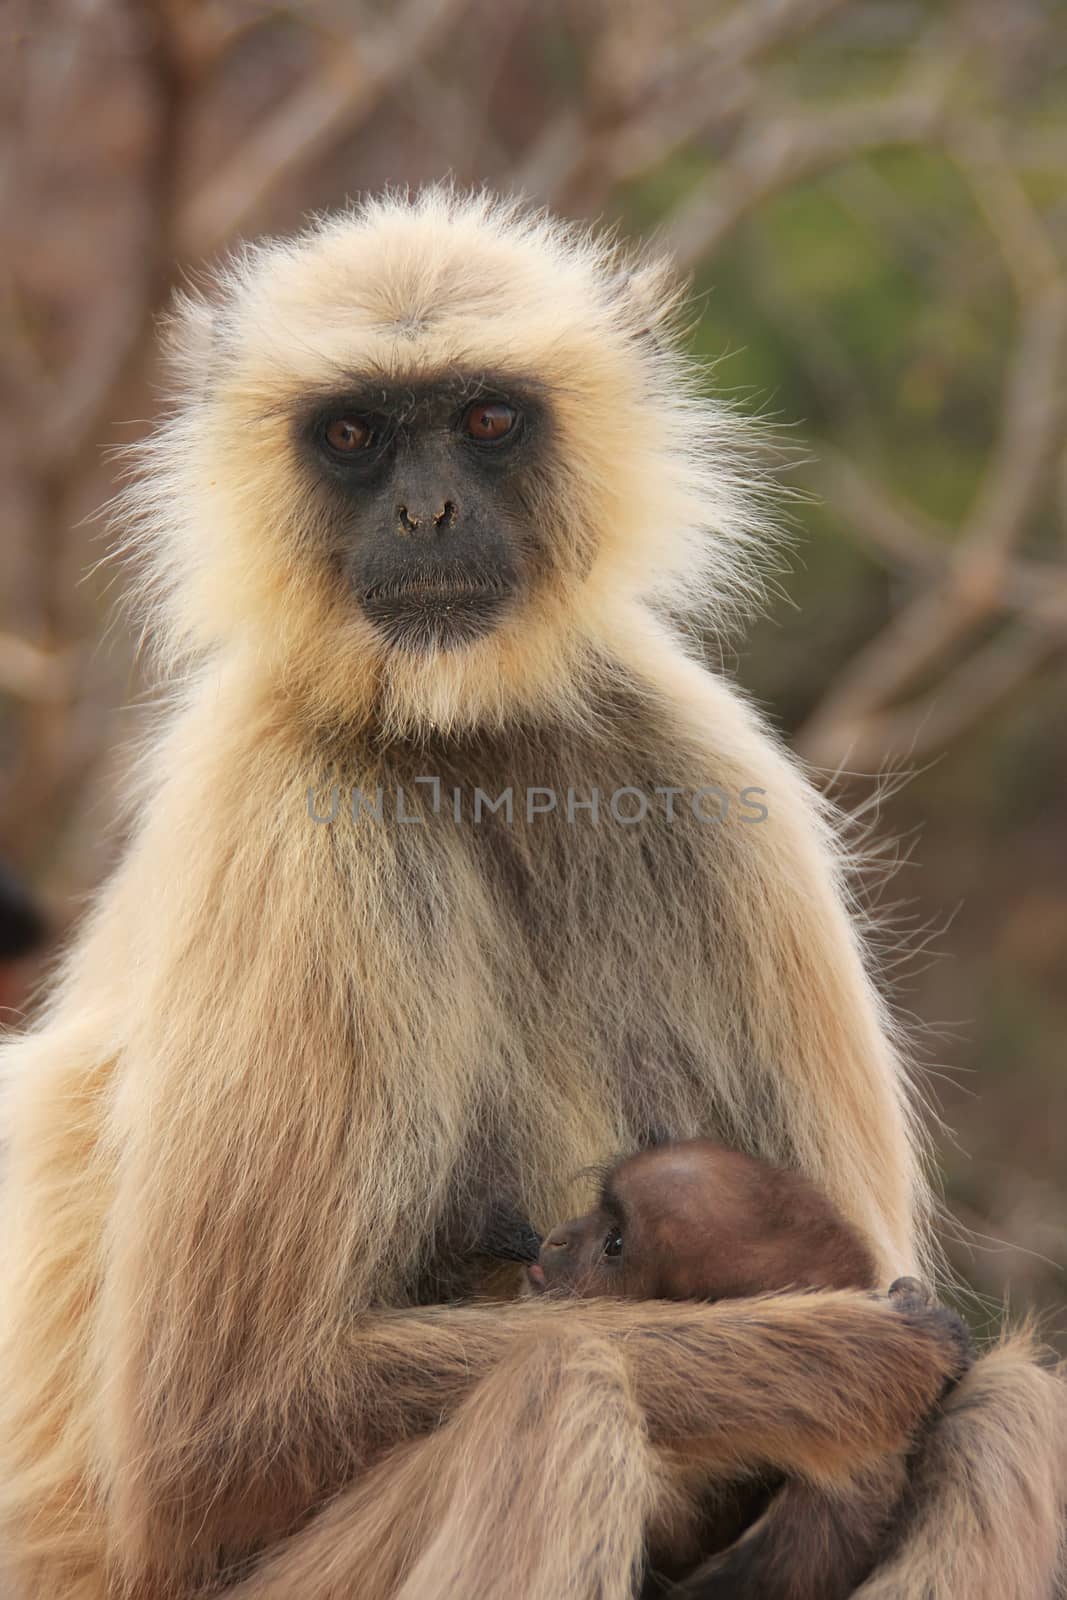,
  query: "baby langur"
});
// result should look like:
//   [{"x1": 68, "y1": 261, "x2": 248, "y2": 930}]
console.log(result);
[{"x1": 527, "y1": 1140, "x2": 972, "y2": 1600}]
